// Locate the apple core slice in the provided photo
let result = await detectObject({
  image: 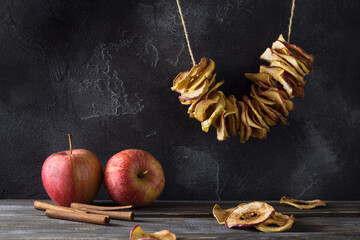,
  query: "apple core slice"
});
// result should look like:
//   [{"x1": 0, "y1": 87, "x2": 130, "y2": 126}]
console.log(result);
[{"x1": 224, "y1": 202, "x2": 275, "y2": 228}]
